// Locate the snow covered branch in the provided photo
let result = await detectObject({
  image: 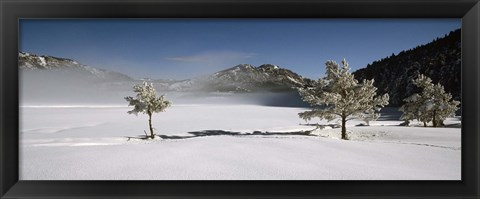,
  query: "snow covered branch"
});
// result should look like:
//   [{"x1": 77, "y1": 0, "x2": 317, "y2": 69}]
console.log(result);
[{"x1": 298, "y1": 59, "x2": 389, "y2": 140}]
